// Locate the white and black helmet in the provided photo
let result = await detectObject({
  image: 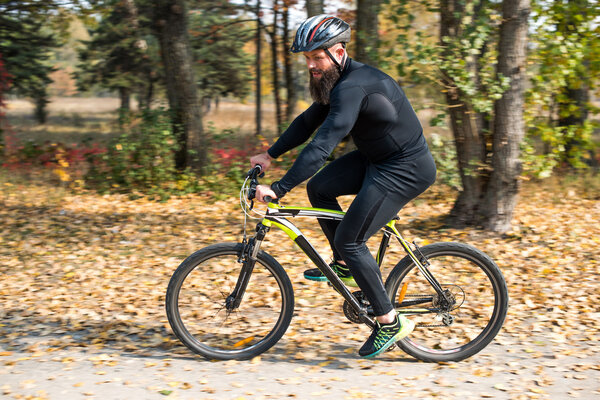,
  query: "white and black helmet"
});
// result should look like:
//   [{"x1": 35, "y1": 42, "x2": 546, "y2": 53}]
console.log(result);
[{"x1": 291, "y1": 15, "x2": 351, "y2": 53}]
